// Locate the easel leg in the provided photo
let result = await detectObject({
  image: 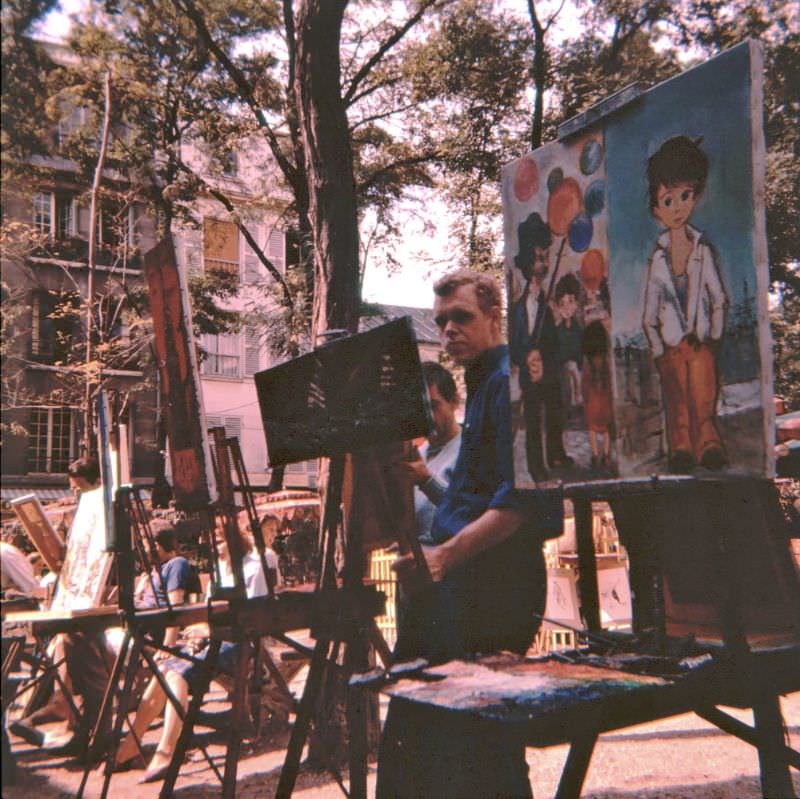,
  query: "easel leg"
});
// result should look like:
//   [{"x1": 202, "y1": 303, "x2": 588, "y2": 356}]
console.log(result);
[
  {"x1": 76, "y1": 629, "x2": 133, "y2": 799},
  {"x1": 345, "y1": 635, "x2": 369, "y2": 799},
  {"x1": 555, "y1": 733, "x2": 597, "y2": 799},
  {"x1": 159, "y1": 639, "x2": 223, "y2": 798},
  {"x1": 222, "y1": 641, "x2": 250, "y2": 799},
  {"x1": 99, "y1": 634, "x2": 144, "y2": 799},
  {"x1": 276, "y1": 637, "x2": 332, "y2": 799},
  {"x1": 753, "y1": 692, "x2": 796, "y2": 798}
]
